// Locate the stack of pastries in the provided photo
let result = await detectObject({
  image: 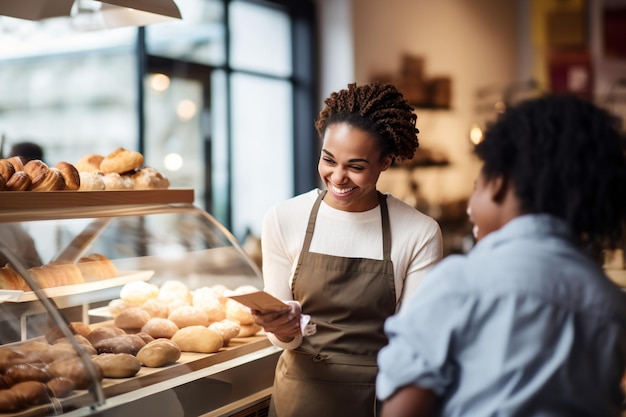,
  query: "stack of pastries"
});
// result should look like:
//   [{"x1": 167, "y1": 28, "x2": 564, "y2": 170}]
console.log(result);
[
  {"x1": 0, "y1": 158, "x2": 80, "y2": 191},
  {"x1": 76, "y1": 147, "x2": 170, "y2": 190}
]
